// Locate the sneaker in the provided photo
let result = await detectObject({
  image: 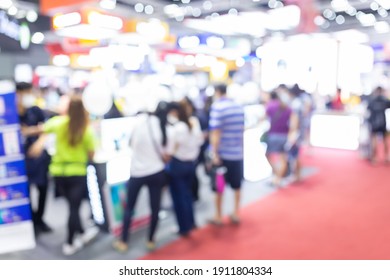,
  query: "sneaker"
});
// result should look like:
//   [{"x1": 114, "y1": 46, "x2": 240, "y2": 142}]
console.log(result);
[
  {"x1": 62, "y1": 239, "x2": 83, "y2": 256},
  {"x1": 112, "y1": 240, "x2": 128, "y2": 253},
  {"x1": 146, "y1": 241, "x2": 156, "y2": 251},
  {"x1": 80, "y1": 226, "x2": 99, "y2": 245}
]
